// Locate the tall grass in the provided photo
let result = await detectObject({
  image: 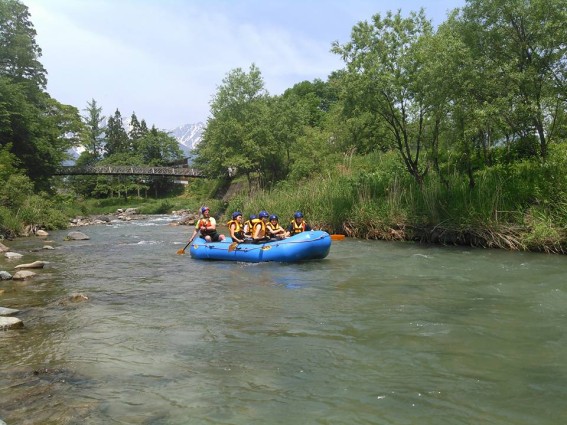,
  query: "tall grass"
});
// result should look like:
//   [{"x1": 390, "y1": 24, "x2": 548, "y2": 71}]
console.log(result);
[{"x1": 227, "y1": 149, "x2": 567, "y2": 252}]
